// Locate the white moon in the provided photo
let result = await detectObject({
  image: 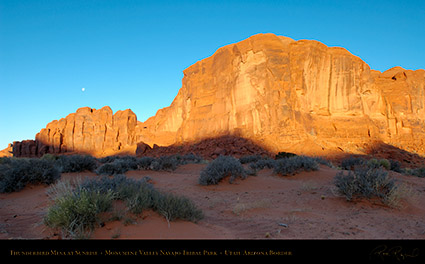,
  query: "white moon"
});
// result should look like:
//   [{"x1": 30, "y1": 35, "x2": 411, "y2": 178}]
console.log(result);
[{"x1": 82, "y1": 87, "x2": 85, "y2": 92}]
